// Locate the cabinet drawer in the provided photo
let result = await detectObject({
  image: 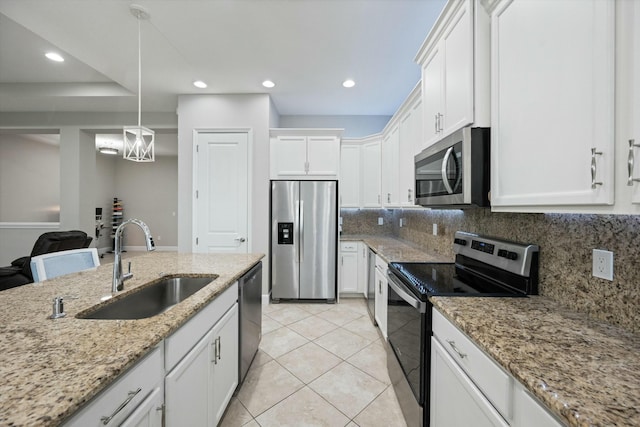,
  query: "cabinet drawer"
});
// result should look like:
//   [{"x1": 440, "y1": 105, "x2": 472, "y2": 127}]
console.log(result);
[
  {"x1": 165, "y1": 282, "x2": 238, "y2": 371},
  {"x1": 374, "y1": 254, "x2": 387, "y2": 273},
  {"x1": 63, "y1": 347, "x2": 163, "y2": 427},
  {"x1": 432, "y1": 309, "x2": 512, "y2": 421},
  {"x1": 340, "y1": 241, "x2": 358, "y2": 252}
]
